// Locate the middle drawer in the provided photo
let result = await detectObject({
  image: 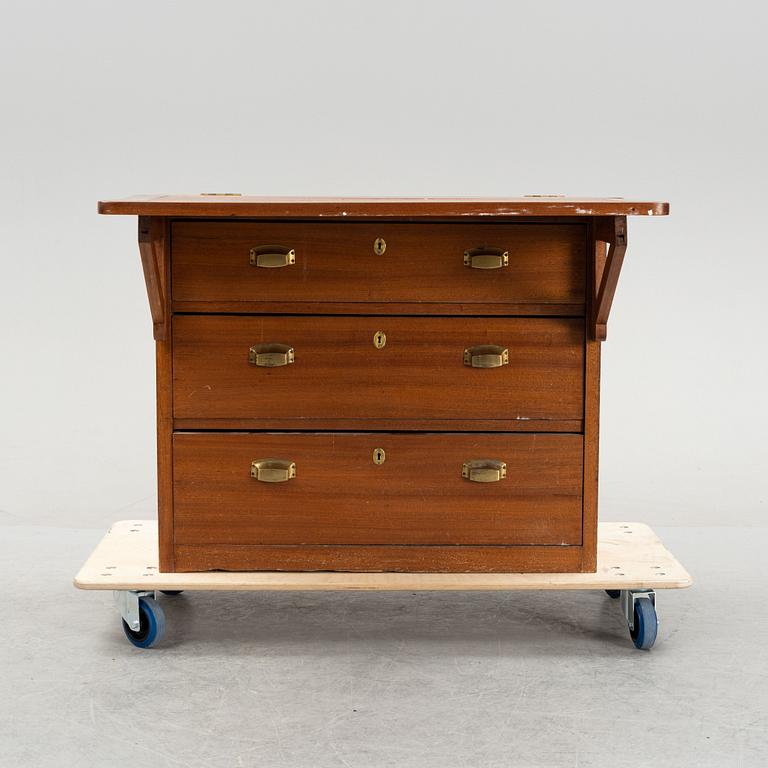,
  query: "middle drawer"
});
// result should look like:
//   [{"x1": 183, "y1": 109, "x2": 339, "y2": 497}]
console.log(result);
[{"x1": 172, "y1": 315, "x2": 584, "y2": 429}]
